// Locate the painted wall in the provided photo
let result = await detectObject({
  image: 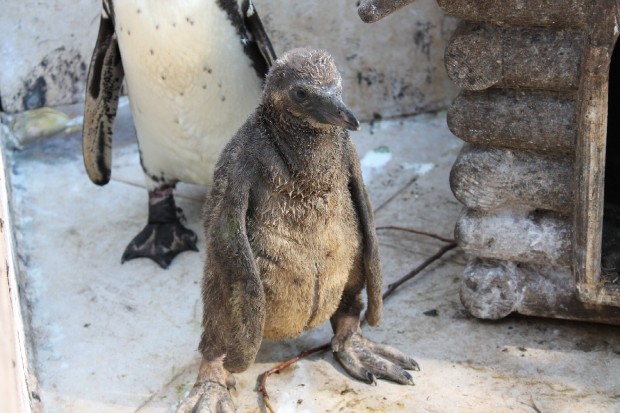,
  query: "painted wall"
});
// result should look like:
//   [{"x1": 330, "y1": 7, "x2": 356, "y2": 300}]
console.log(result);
[{"x1": 0, "y1": 0, "x2": 458, "y2": 120}]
